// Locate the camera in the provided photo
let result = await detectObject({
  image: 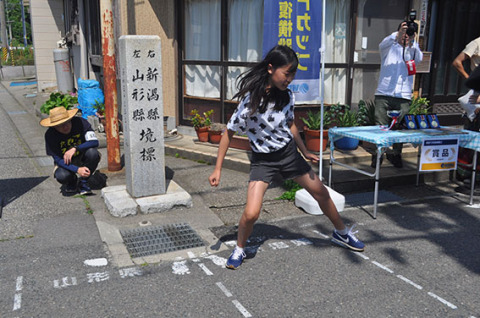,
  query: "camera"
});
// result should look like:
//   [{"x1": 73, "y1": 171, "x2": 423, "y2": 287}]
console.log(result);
[{"x1": 405, "y1": 9, "x2": 418, "y2": 36}]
